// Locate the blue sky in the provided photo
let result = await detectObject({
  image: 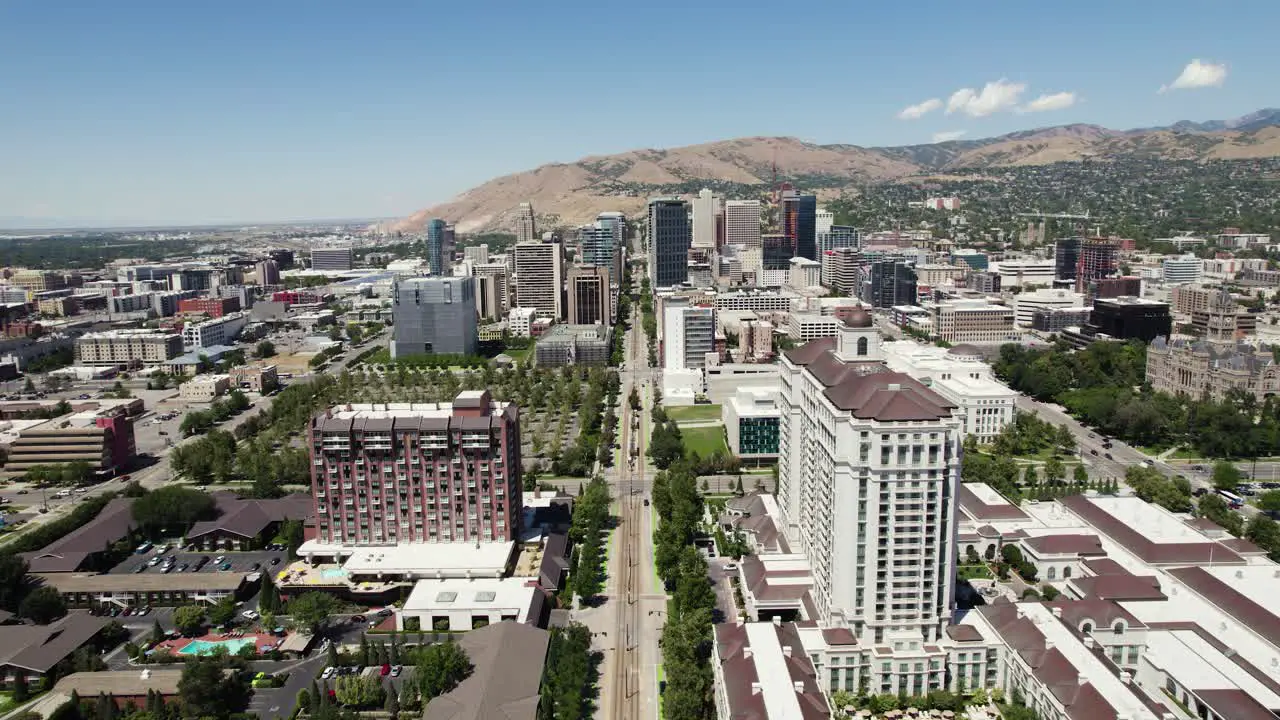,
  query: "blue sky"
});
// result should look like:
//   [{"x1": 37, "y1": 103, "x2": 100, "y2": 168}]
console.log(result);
[{"x1": 2, "y1": 0, "x2": 1277, "y2": 227}]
